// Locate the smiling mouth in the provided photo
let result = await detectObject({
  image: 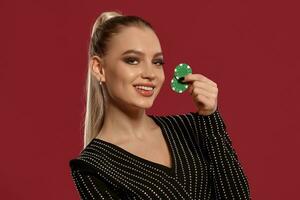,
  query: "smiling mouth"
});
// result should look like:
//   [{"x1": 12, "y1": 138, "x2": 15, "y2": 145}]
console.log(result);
[
  {"x1": 134, "y1": 85, "x2": 154, "y2": 90},
  {"x1": 134, "y1": 85, "x2": 155, "y2": 97}
]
